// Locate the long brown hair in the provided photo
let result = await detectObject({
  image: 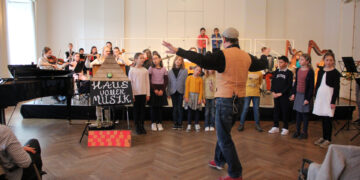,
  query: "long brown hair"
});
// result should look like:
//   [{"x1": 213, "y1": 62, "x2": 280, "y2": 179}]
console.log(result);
[
  {"x1": 323, "y1": 50, "x2": 335, "y2": 65},
  {"x1": 42, "y1": 47, "x2": 51, "y2": 56},
  {"x1": 133, "y1": 52, "x2": 143, "y2": 66},
  {"x1": 300, "y1": 53, "x2": 312, "y2": 69},
  {"x1": 151, "y1": 53, "x2": 163, "y2": 68},
  {"x1": 172, "y1": 56, "x2": 184, "y2": 69}
]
